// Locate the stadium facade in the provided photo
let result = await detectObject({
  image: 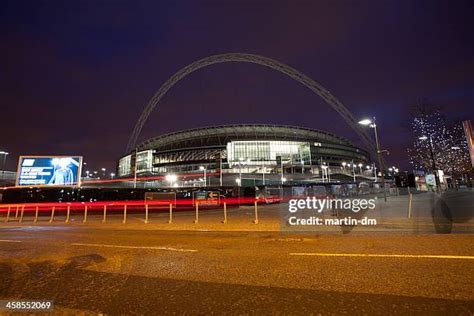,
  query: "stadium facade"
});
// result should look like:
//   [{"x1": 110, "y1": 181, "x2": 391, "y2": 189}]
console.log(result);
[{"x1": 117, "y1": 124, "x2": 371, "y2": 185}]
